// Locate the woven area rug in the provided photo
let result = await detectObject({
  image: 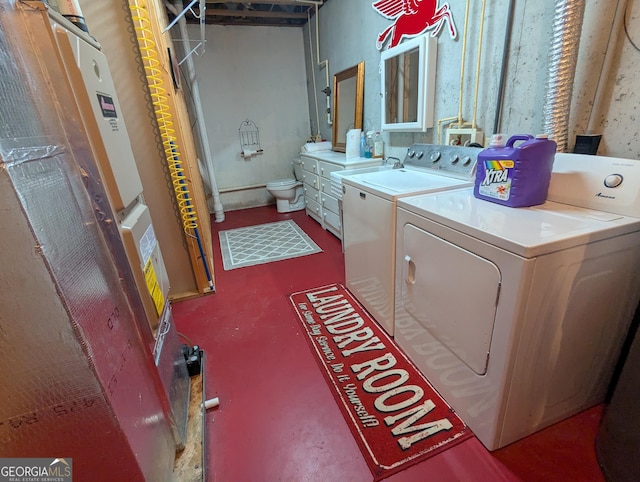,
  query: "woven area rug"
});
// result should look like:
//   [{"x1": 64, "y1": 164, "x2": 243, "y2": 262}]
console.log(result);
[
  {"x1": 289, "y1": 283, "x2": 472, "y2": 480},
  {"x1": 219, "y1": 220, "x2": 322, "y2": 270}
]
